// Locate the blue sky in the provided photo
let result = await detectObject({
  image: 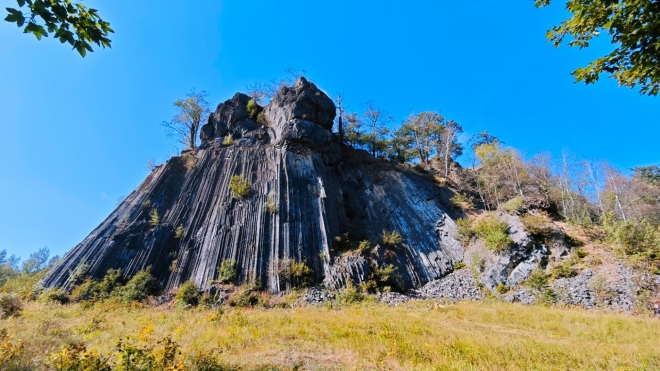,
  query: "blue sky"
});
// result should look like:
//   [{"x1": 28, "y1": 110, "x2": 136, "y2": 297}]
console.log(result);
[{"x1": 1, "y1": 1, "x2": 658, "y2": 260}]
